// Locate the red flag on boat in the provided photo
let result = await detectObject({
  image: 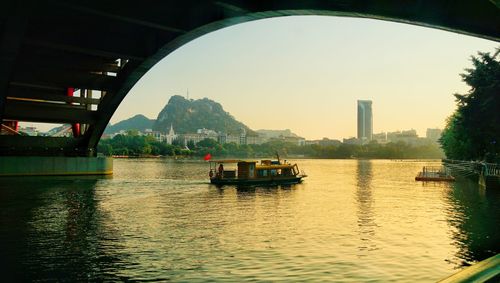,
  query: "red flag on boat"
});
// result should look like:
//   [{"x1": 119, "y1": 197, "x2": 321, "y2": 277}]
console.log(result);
[{"x1": 203, "y1": 153, "x2": 211, "y2": 161}]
